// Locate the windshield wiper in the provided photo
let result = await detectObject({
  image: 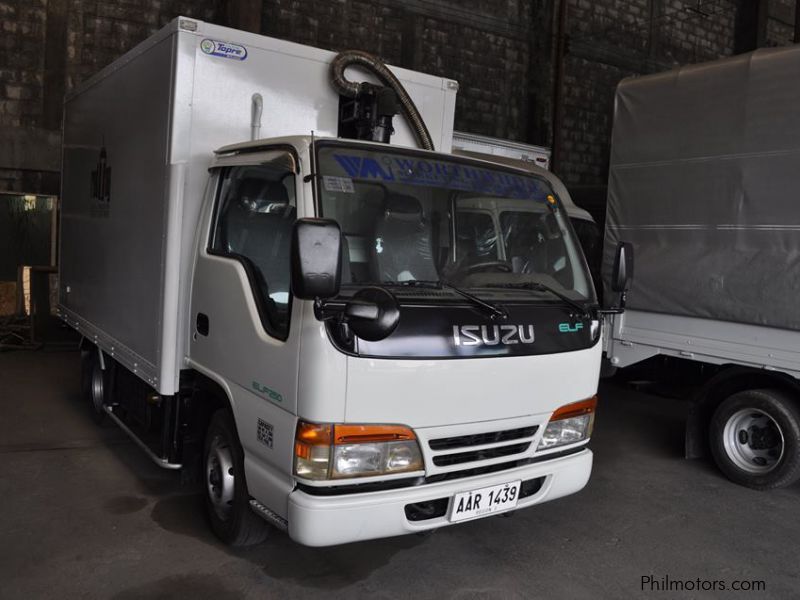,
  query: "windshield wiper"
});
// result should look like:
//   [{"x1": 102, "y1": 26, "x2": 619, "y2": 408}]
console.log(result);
[
  {"x1": 382, "y1": 280, "x2": 508, "y2": 320},
  {"x1": 478, "y1": 281, "x2": 590, "y2": 317}
]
